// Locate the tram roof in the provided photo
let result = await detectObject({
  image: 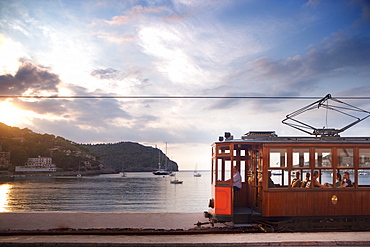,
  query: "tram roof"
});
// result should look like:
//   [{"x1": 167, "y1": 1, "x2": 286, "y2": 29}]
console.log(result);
[{"x1": 215, "y1": 131, "x2": 370, "y2": 144}]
